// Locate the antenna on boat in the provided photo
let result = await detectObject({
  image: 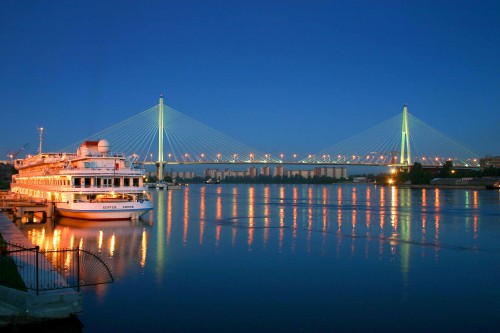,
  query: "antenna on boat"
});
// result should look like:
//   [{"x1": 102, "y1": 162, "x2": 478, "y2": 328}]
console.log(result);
[{"x1": 37, "y1": 126, "x2": 44, "y2": 155}]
